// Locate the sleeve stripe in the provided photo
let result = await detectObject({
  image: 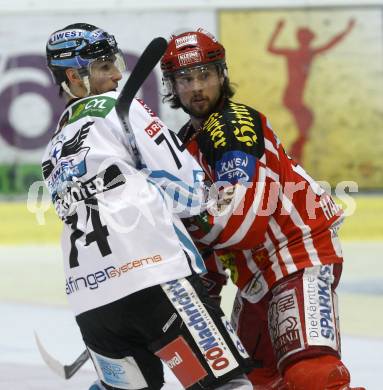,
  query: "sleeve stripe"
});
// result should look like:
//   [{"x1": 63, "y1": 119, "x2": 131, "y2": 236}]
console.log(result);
[{"x1": 216, "y1": 166, "x2": 267, "y2": 248}]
